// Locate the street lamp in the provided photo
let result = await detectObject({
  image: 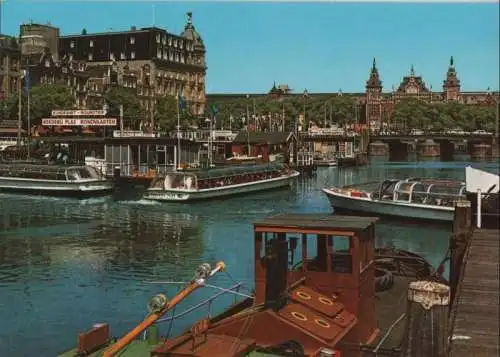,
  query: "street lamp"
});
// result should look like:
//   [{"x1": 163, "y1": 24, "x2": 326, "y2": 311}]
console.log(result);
[
  {"x1": 246, "y1": 94, "x2": 250, "y2": 131},
  {"x1": 303, "y1": 89, "x2": 309, "y2": 132},
  {"x1": 205, "y1": 117, "x2": 213, "y2": 167}
]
